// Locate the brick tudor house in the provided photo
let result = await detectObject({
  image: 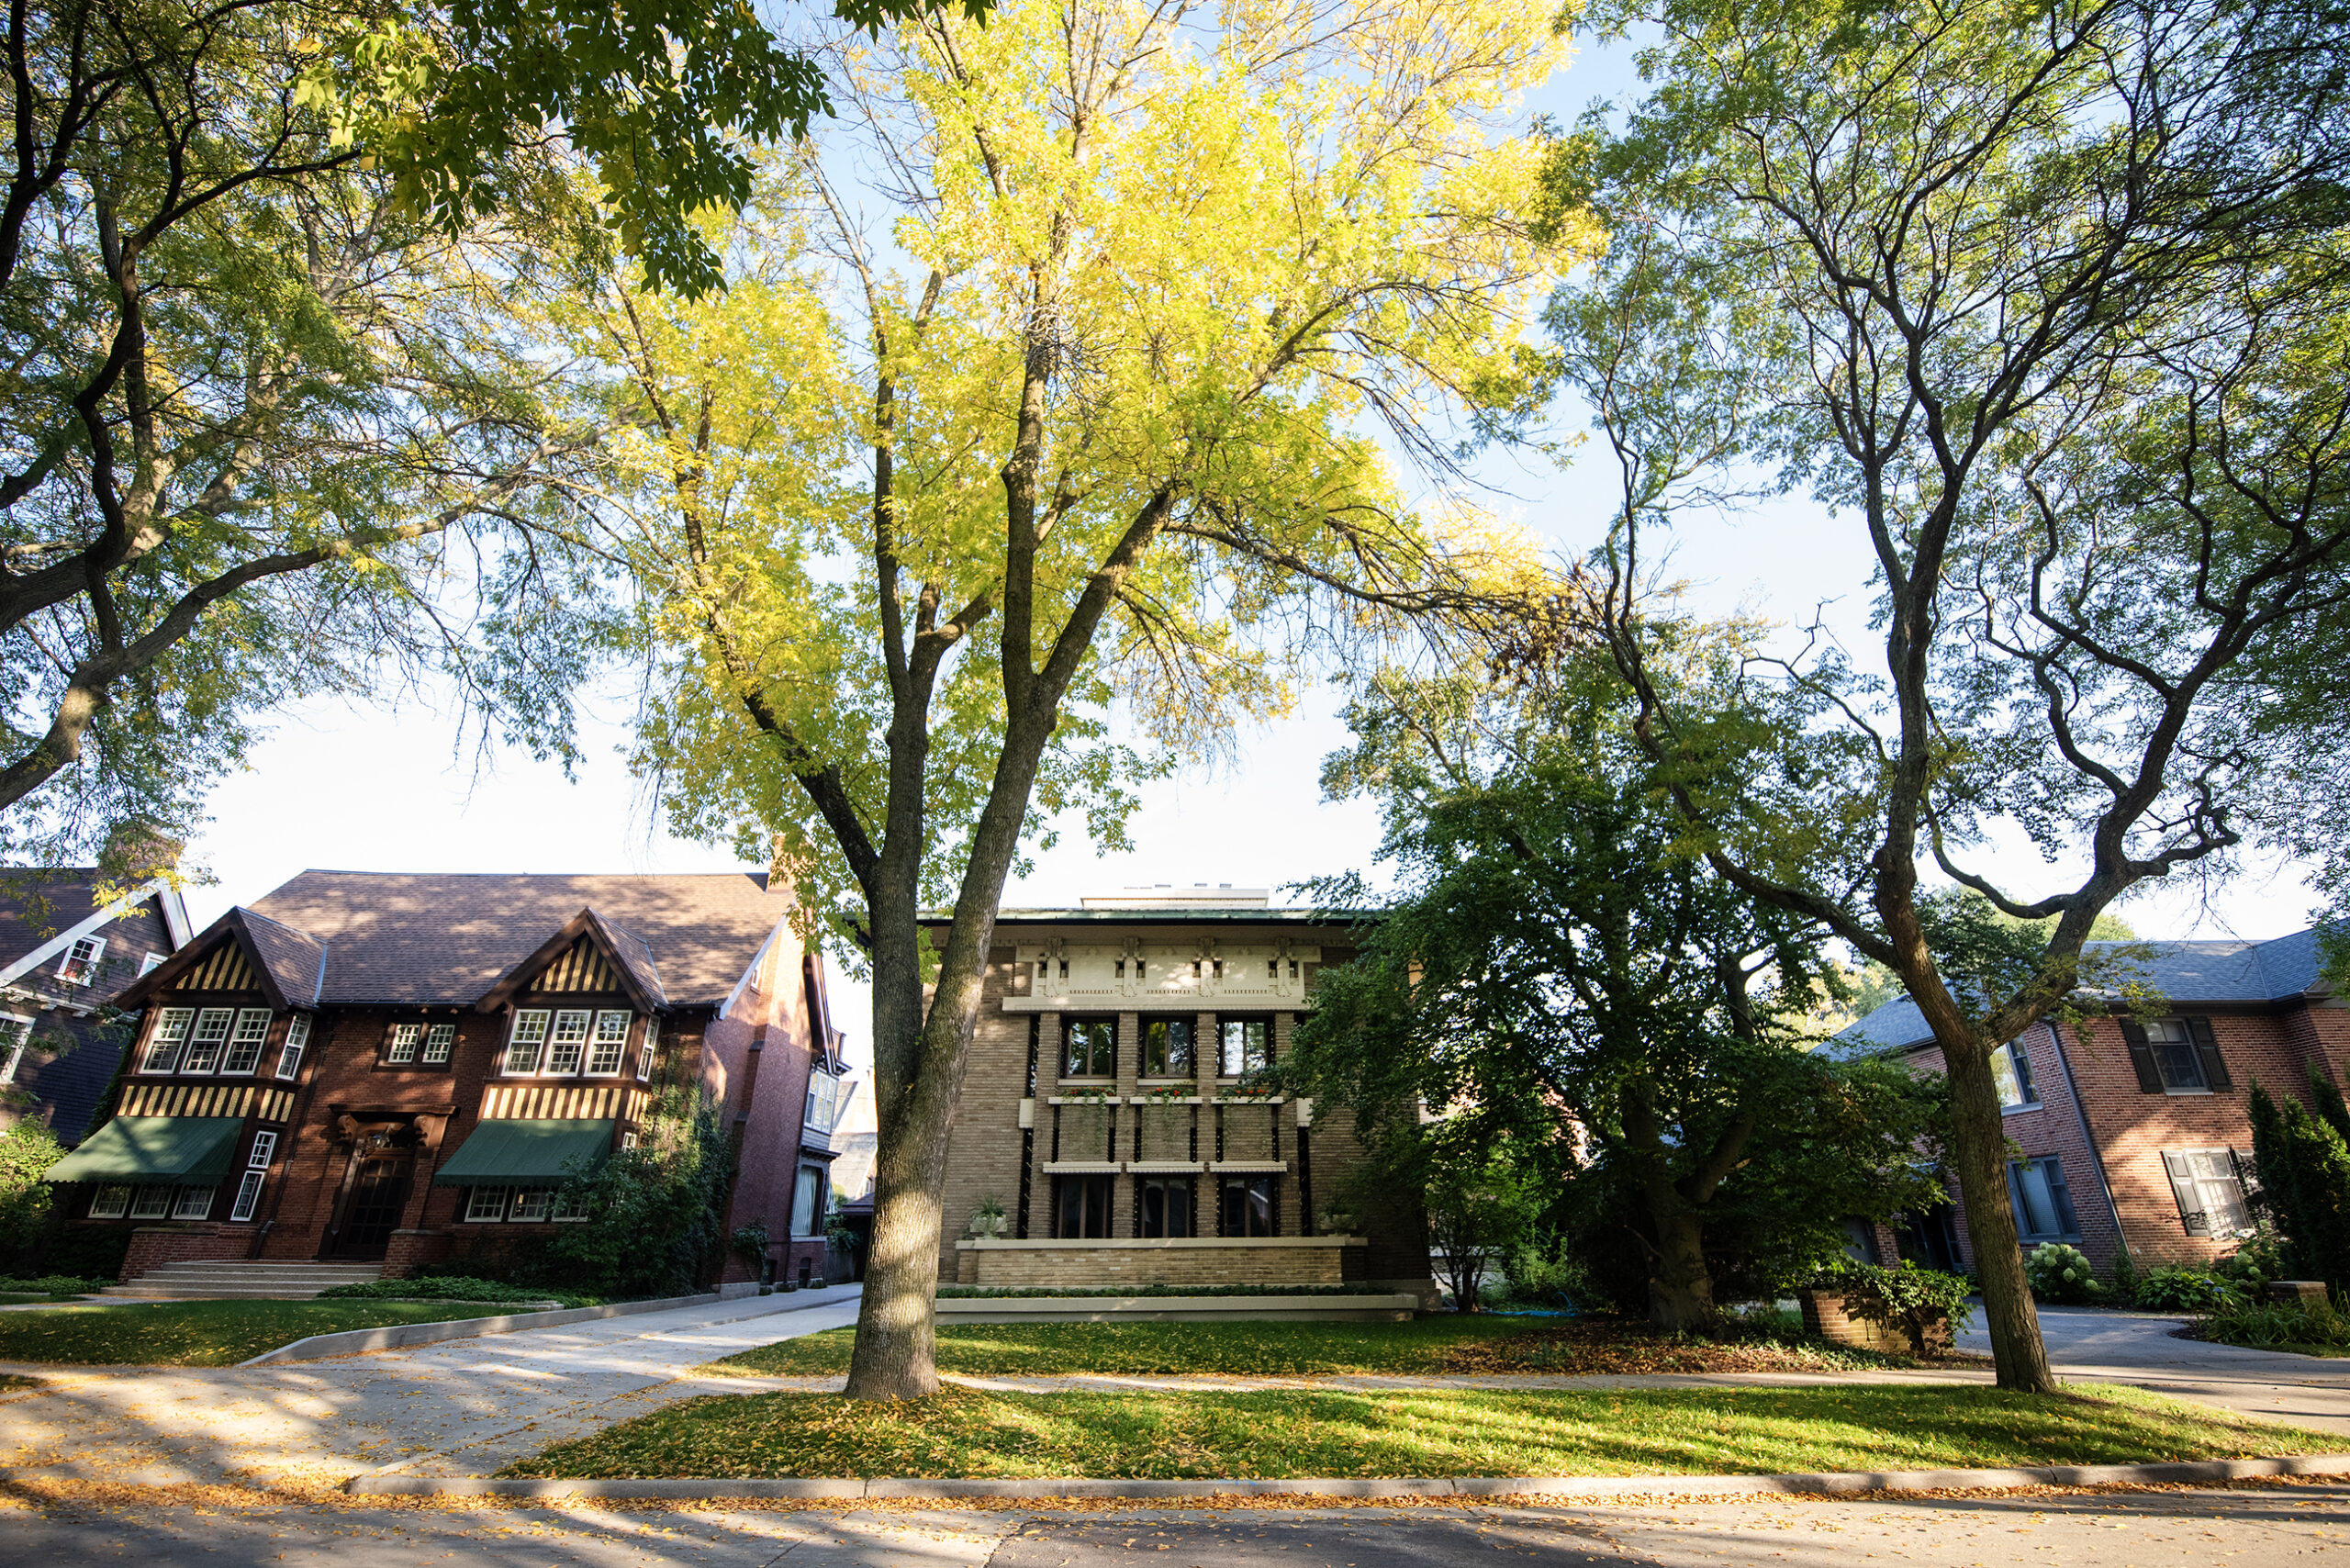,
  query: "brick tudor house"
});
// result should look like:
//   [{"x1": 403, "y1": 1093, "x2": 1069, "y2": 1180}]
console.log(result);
[
  {"x1": 1834, "y1": 927, "x2": 2346, "y2": 1276},
  {"x1": 929, "y1": 887, "x2": 1436, "y2": 1297},
  {"x1": 0, "y1": 871, "x2": 192, "y2": 1146},
  {"x1": 44, "y1": 870, "x2": 854, "y2": 1288}
]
